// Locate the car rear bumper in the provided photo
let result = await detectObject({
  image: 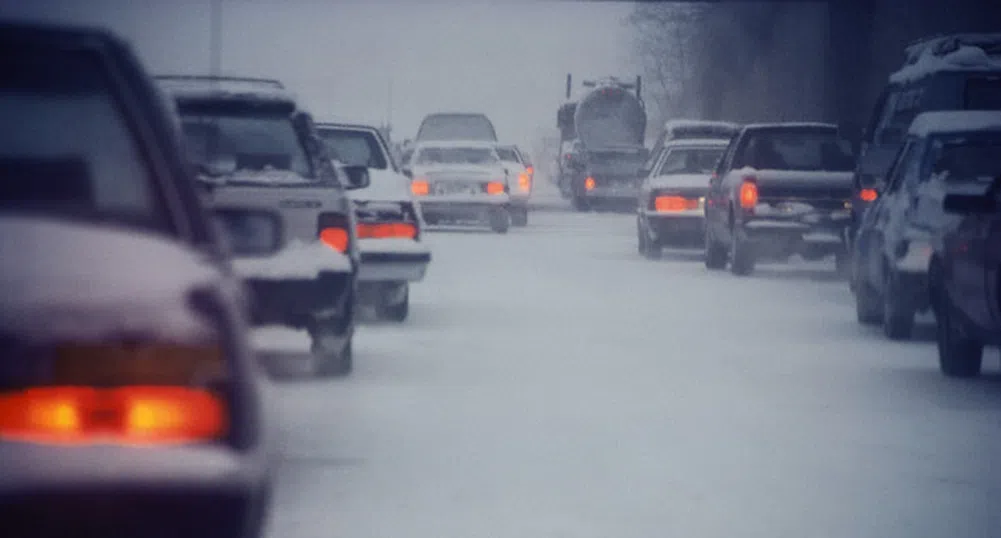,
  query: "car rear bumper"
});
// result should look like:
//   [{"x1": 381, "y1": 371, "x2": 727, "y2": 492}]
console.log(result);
[
  {"x1": 359, "y1": 250, "x2": 431, "y2": 282},
  {"x1": 643, "y1": 213, "x2": 705, "y2": 244},
  {"x1": 742, "y1": 214, "x2": 850, "y2": 257},
  {"x1": 246, "y1": 270, "x2": 355, "y2": 328},
  {"x1": 420, "y1": 200, "x2": 509, "y2": 221},
  {"x1": 0, "y1": 443, "x2": 271, "y2": 536},
  {"x1": 584, "y1": 186, "x2": 640, "y2": 200}
]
